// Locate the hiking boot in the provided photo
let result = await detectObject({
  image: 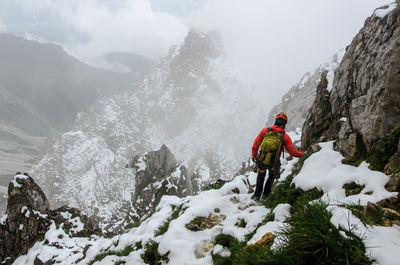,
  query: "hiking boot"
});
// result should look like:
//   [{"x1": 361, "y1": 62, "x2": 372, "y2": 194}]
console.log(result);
[{"x1": 251, "y1": 195, "x2": 260, "y2": 201}]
